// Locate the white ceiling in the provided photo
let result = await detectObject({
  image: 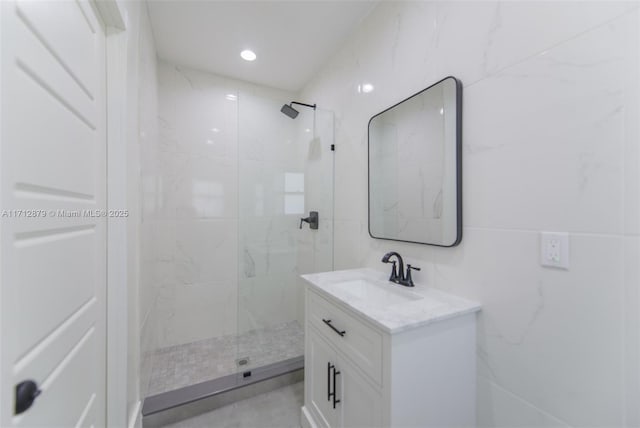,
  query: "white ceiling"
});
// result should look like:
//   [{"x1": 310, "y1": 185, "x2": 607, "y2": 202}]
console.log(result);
[{"x1": 147, "y1": 1, "x2": 377, "y2": 92}]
